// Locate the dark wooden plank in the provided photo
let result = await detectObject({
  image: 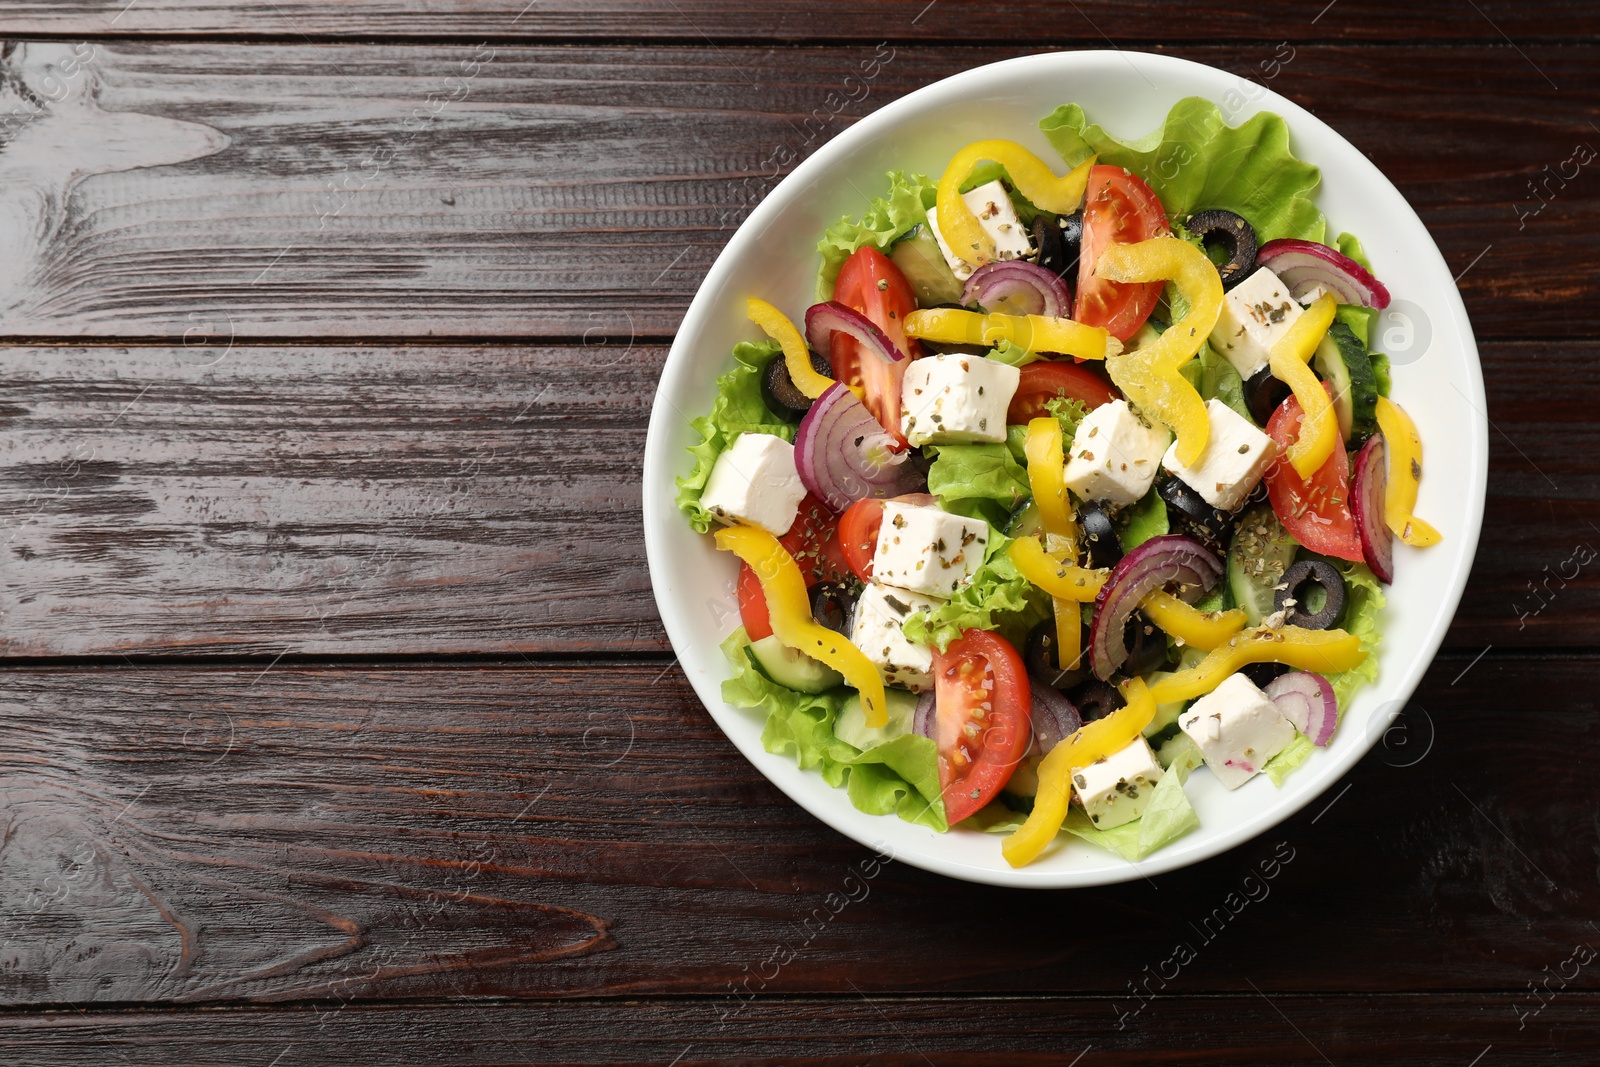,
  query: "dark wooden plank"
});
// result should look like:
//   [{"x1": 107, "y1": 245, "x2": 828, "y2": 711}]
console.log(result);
[
  {"x1": 0, "y1": 343, "x2": 664, "y2": 657},
  {"x1": 0, "y1": 654, "x2": 1594, "y2": 1006},
  {"x1": 0, "y1": 338, "x2": 1591, "y2": 655},
  {"x1": 0, "y1": 996, "x2": 1593, "y2": 1065},
  {"x1": 0, "y1": 41, "x2": 1587, "y2": 340},
  {"x1": 7, "y1": 0, "x2": 1595, "y2": 42}
]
